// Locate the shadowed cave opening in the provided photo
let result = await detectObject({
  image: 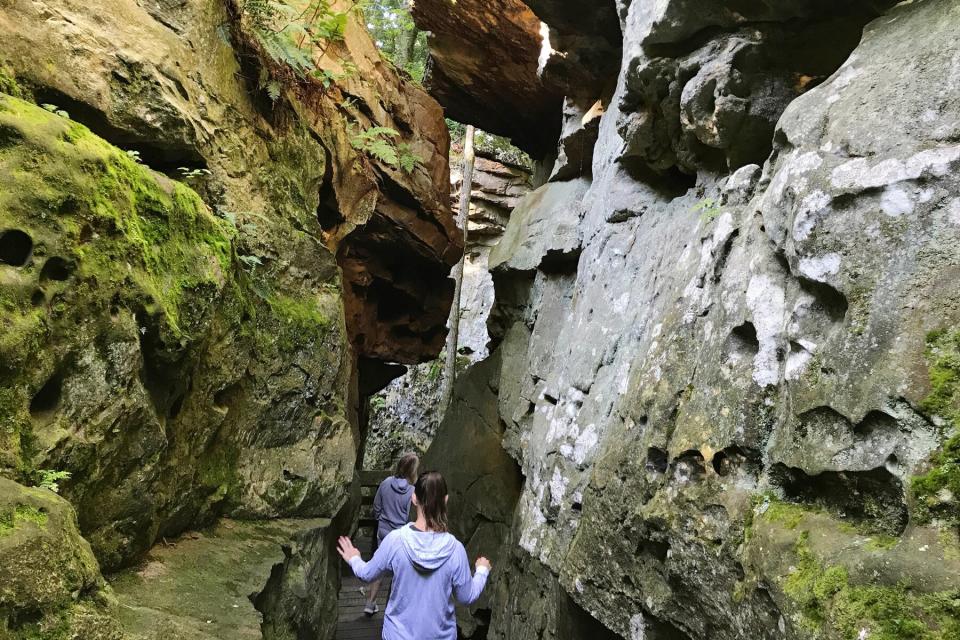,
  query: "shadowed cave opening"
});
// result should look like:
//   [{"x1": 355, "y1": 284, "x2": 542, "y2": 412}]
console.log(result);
[
  {"x1": 769, "y1": 462, "x2": 908, "y2": 535},
  {"x1": 30, "y1": 371, "x2": 64, "y2": 419},
  {"x1": 32, "y1": 87, "x2": 209, "y2": 175},
  {"x1": 557, "y1": 594, "x2": 621, "y2": 640}
]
